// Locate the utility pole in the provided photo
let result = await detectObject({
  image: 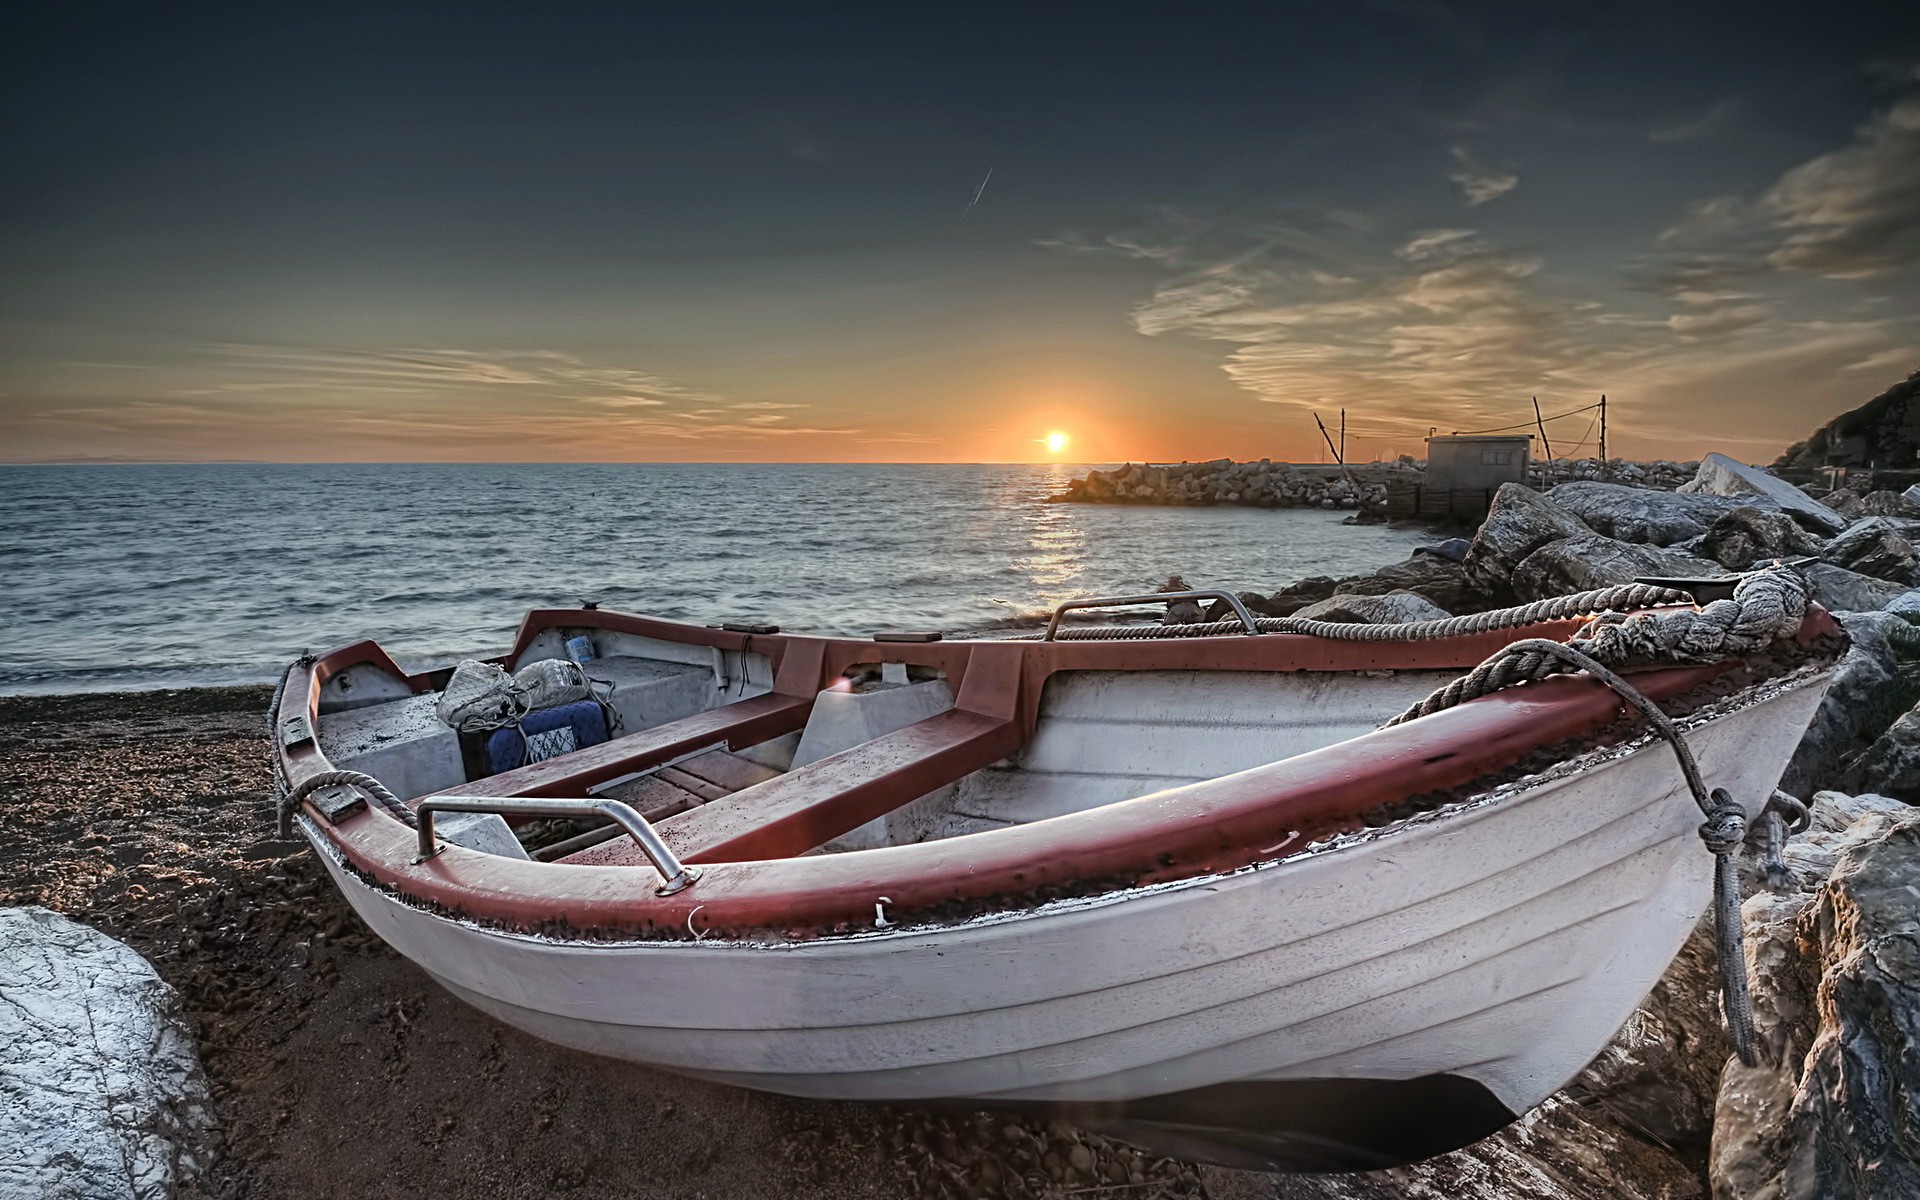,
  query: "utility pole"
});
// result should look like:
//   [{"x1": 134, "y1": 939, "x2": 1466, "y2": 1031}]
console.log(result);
[
  {"x1": 1532, "y1": 396, "x2": 1554, "y2": 461},
  {"x1": 1314, "y1": 412, "x2": 1343, "y2": 465},
  {"x1": 1599, "y1": 394, "x2": 1608, "y2": 478},
  {"x1": 1340, "y1": 409, "x2": 1346, "y2": 465}
]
